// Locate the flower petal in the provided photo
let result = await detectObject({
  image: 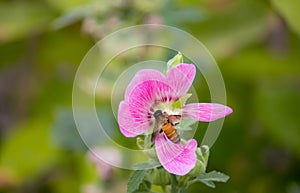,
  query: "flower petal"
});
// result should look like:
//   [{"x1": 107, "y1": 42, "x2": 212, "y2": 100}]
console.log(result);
[
  {"x1": 167, "y1": 64, "x2": 196, "y2": 97},
  {"x1": 155, "y1": 134, "x2": 197, "y2": 175},
  {"x1": 118, "y1": 101, "x2": 152, "y2": 137},
  {"x1": 127, "y1": 80, "x2": 175, "y2": 123},
  {"x1": 182, "y1": 103, "x2": 233, "y2": 122},
  {"x1": 125, "y1": 69, "x2": 167, "y2": 102}
]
